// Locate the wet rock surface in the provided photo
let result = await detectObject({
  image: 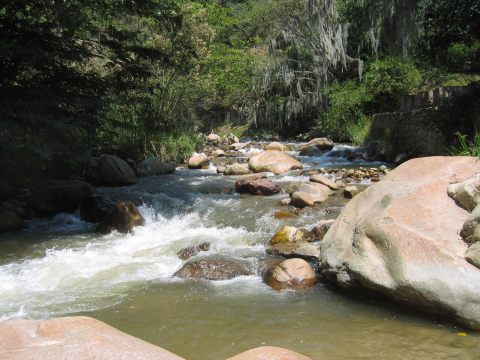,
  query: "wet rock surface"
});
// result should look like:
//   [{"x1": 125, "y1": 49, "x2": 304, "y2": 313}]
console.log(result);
[
  {"x1": 97, "y1": 201, "x2": 145, "y2": 233},
  {"x1": 174, "y1": 258, "x2": 253, "y2": 281},
  {"x1": 264, "y1": 258, "x2": 317, "y2": 290}
]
